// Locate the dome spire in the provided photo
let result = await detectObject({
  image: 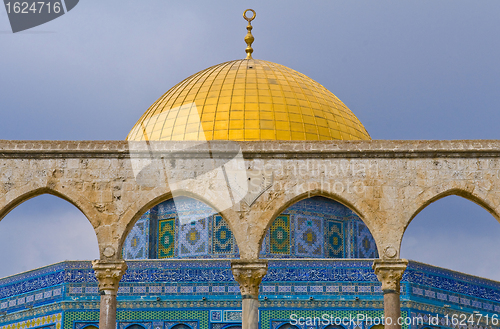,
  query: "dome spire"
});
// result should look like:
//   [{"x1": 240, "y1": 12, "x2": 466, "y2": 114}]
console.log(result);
[{"x1": 243, "y1": 9, "x2": 256, "y2": 59}]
